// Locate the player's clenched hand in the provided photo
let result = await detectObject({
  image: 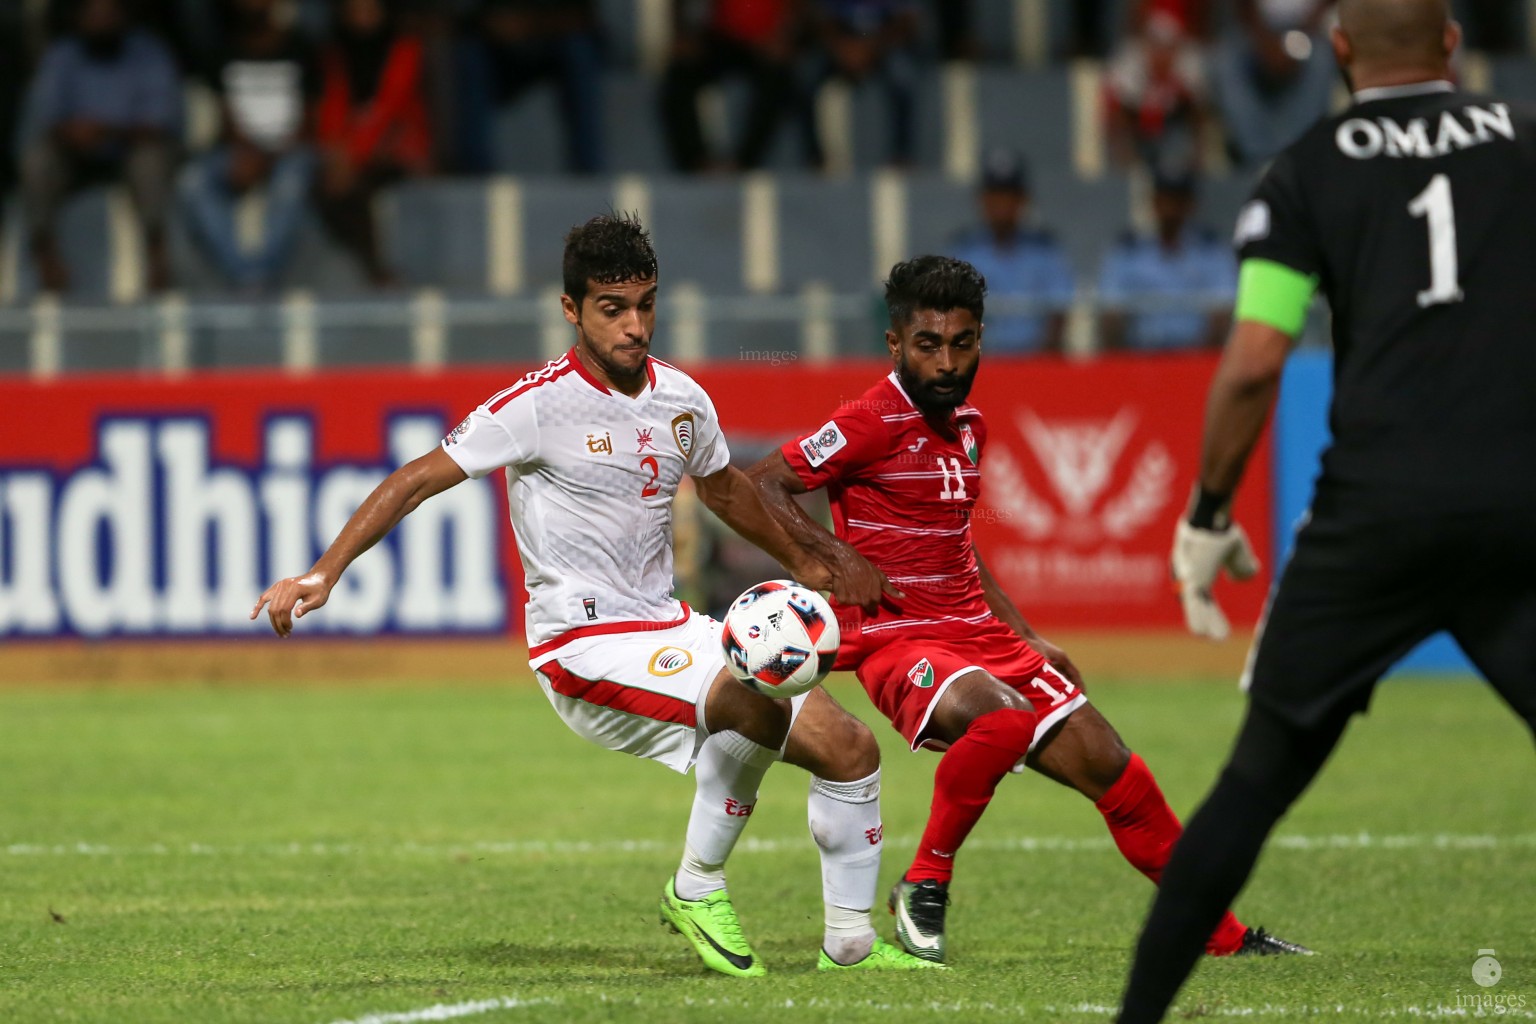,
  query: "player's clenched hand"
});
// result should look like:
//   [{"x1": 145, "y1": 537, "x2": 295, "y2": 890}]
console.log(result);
[
  {"x1": 1171, "y1": 520, "x2": 1260, "y2": 640},
  {"x1": 1028, "y1": 634, "x2": 1084, "y2": 692},
  {"x1": 250, "y1": 572, "x2": 333, "y2": 638},
  {"x1": 818, "y1": 540, "x2": 903, "y2": 613}
]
